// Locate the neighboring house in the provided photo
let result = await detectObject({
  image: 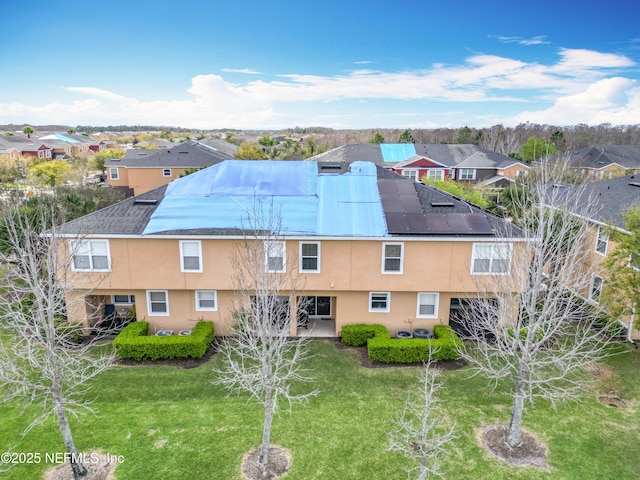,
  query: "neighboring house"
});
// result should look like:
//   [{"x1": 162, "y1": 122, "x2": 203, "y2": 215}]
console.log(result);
[
  {"x1": 57, "y1": 160, "x2": 524, "y2": 338},
  {"x1": 105, "y1": 141, "x2": 231, "y2": 195},
  {"x1": 0, "y1": 144, "x2": 21, "y2": 162},
  {"x1": 312, "y1": 144, "x2": 529, "y2": 187},
  {"x1": 0, "y1": 135, "x2": 53, "y2": 160},
  {"x1": 198, "y1": 136, "x2": 239, "y2": 158},
  {"x1": 135, "y1": 139, "x2": 174, "y2": 149},
  {"x1": 39, "y1": 133, "x2": 90, "y2": 157},
  {"x1": 552, "y1": 145, "x2": 640, "y2": 180},
  {"x1": 557, "y1": 175, "x2": 640, "y2": 339}
]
